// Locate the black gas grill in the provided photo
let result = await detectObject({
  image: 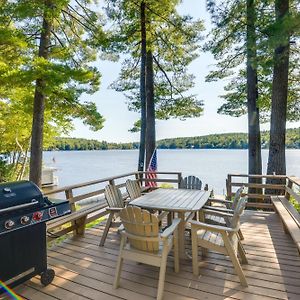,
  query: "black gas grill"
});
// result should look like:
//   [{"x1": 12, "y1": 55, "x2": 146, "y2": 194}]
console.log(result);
[{"x1": 0, "y1": 180, "x2": 71, "y2": 291}]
